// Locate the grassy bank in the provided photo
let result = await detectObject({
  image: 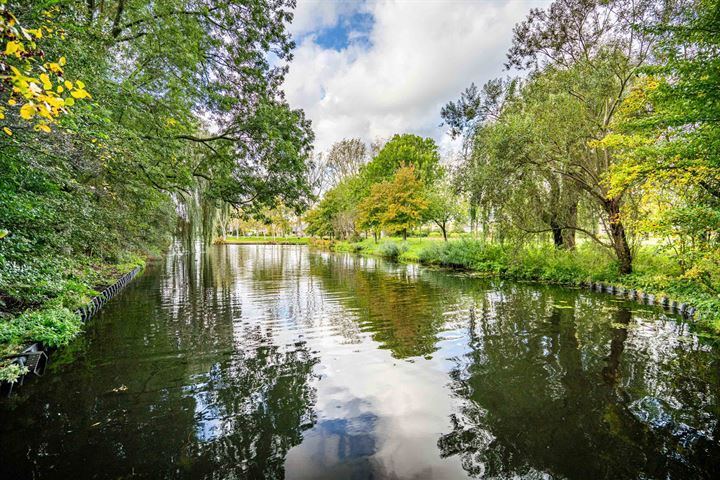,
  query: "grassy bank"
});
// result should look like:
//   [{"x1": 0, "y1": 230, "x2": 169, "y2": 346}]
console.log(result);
[
  {"x1": 0, "y1": 256, "x2": 145, "y2": 382},
  {"x1": 220, "y1": 236, "x2": 309, "y2": 245},
  {"x1": 315, "y1": 237, "x2": 720, "y2": 336}
]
